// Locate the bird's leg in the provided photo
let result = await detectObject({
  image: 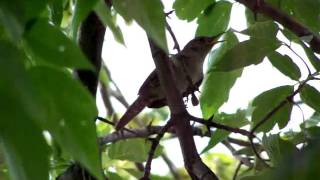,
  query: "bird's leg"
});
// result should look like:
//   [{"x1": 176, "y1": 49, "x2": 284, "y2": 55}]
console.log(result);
[{"x1": 180, "y1": 60, "x2": 200, "y2": 106}]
